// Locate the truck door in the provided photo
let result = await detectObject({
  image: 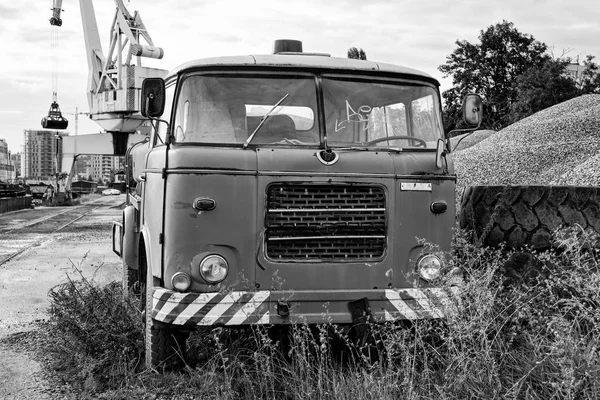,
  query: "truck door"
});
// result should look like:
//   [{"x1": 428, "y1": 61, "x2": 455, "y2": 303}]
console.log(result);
[{"x1": 141, "y1": 81, "x2": 175, "y2": 279}]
